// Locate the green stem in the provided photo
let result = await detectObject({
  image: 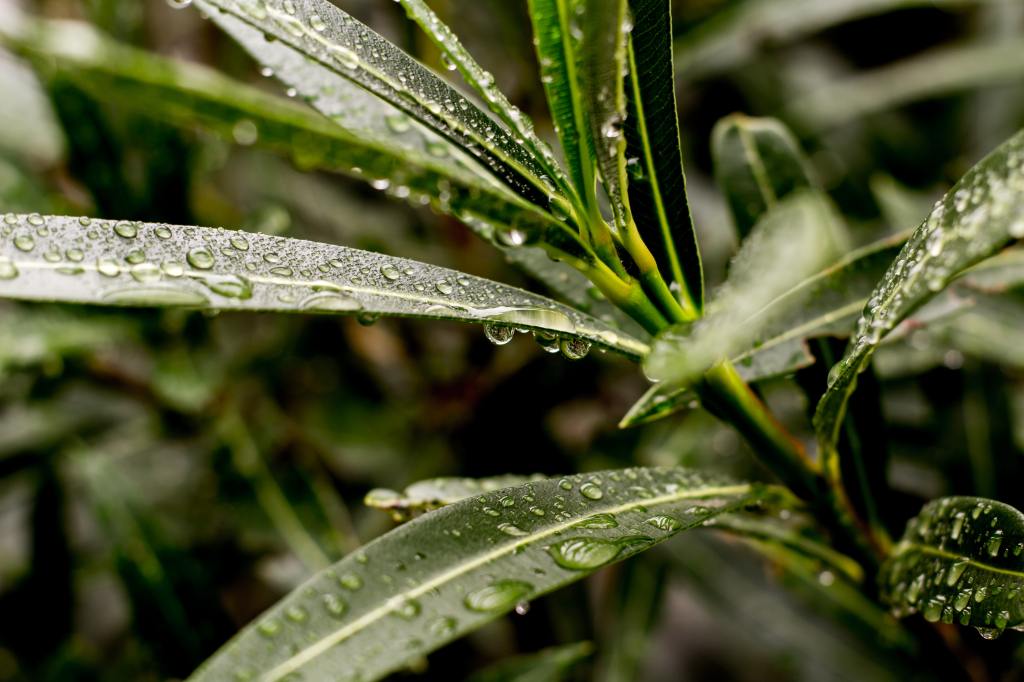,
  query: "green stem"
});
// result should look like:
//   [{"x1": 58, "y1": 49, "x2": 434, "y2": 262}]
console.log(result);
[
  {"x1": 698, "y1": 360, "x2": 881, "y2": 568},
  {"x1": 584, "y1": 260, "x2": 667, "y2": 334}
]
